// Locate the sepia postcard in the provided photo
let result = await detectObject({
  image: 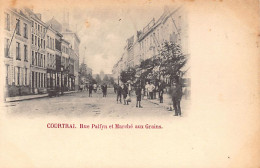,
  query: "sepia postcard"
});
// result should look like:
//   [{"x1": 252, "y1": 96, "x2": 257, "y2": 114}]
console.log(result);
[{"x1": 0, "y1": 0, "x2": 259, "y2": 167}]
